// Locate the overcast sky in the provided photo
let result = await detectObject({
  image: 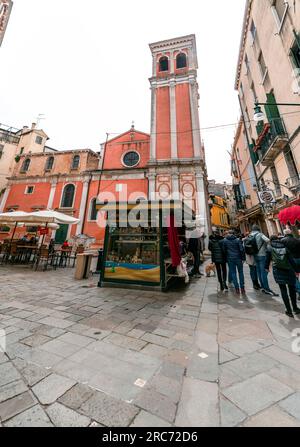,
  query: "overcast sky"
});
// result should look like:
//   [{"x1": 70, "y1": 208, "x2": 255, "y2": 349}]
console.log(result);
[{"x1": 0, "y1": 0, "x2": 246, "y2": 182}]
